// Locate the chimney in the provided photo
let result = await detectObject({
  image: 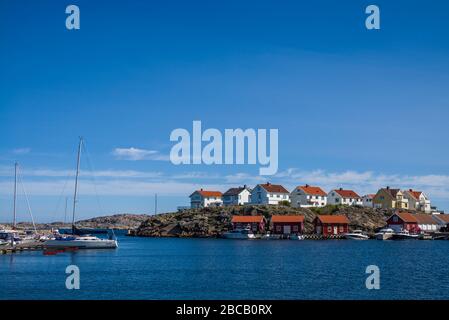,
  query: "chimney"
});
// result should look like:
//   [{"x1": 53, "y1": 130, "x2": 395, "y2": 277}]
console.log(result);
[
  {"x1": 386, "y1": 186, "x2": 390, "y2": 190},
  {"x1": 339, "y1": 187, "x2": 343, "y2": 191},
  {"x1": 243, "y1": 184, "x2": 247, "y2": 188},
  {"x1": 267, "y1": 182, "x2": 270, "y2": 185},
  {"x1": 409, "y1": 189, "x2": 413, "y2": 192},
  {"x1": 305, "y1": 184, "x2": 309, "y2": 187},
  {"x1": 200, "y1": 188, "x2": 203, "y2": 191}
]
